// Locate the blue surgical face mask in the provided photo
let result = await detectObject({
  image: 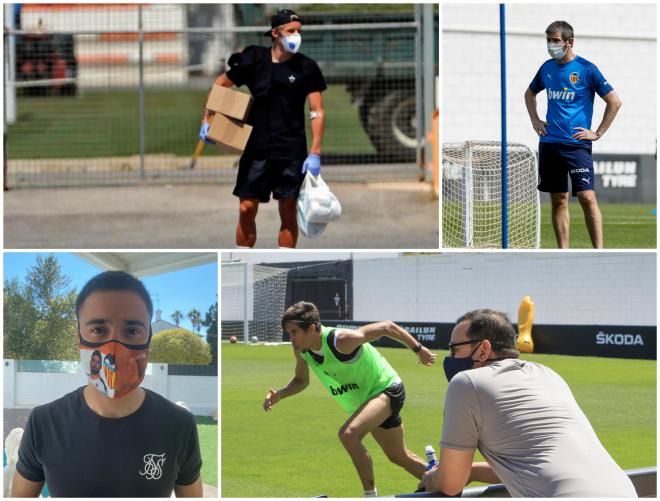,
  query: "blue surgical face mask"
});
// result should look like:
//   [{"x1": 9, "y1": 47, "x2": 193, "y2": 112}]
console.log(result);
[
  {"x1": 547, "y1": 41, "x2": 567, "y2": 60},
  {"x1": 280, "y1": 32, "x2": 301, "y2": 54},
  {"x1": 443, "y1": 341, "x2": 482, "y2": 382}
]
